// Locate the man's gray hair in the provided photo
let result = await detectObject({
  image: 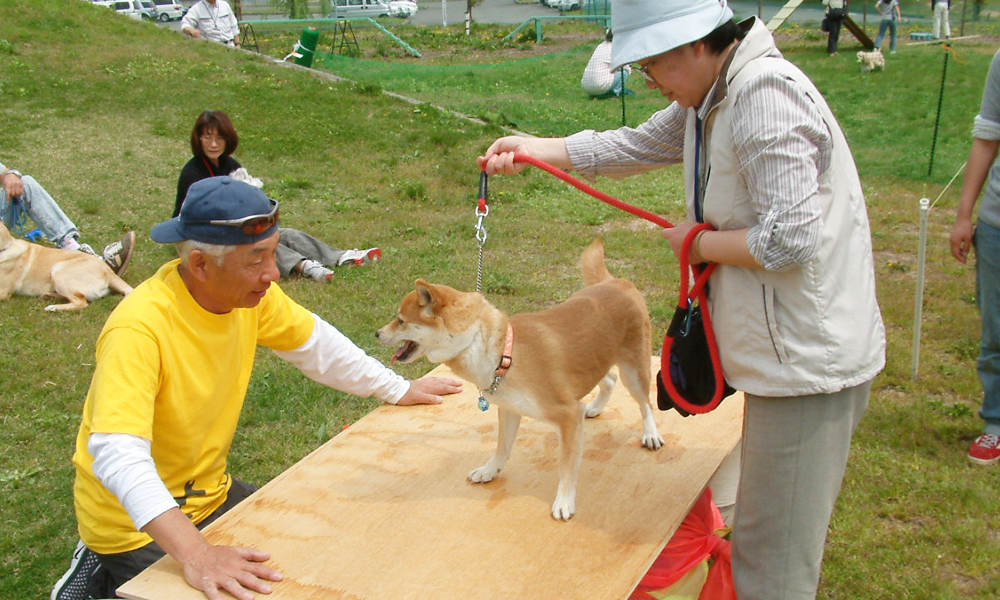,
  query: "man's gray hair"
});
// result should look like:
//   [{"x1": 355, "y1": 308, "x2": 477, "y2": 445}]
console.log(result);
[{"x1": 176, "y1": 239, "x2": 235, "y2": 266}]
